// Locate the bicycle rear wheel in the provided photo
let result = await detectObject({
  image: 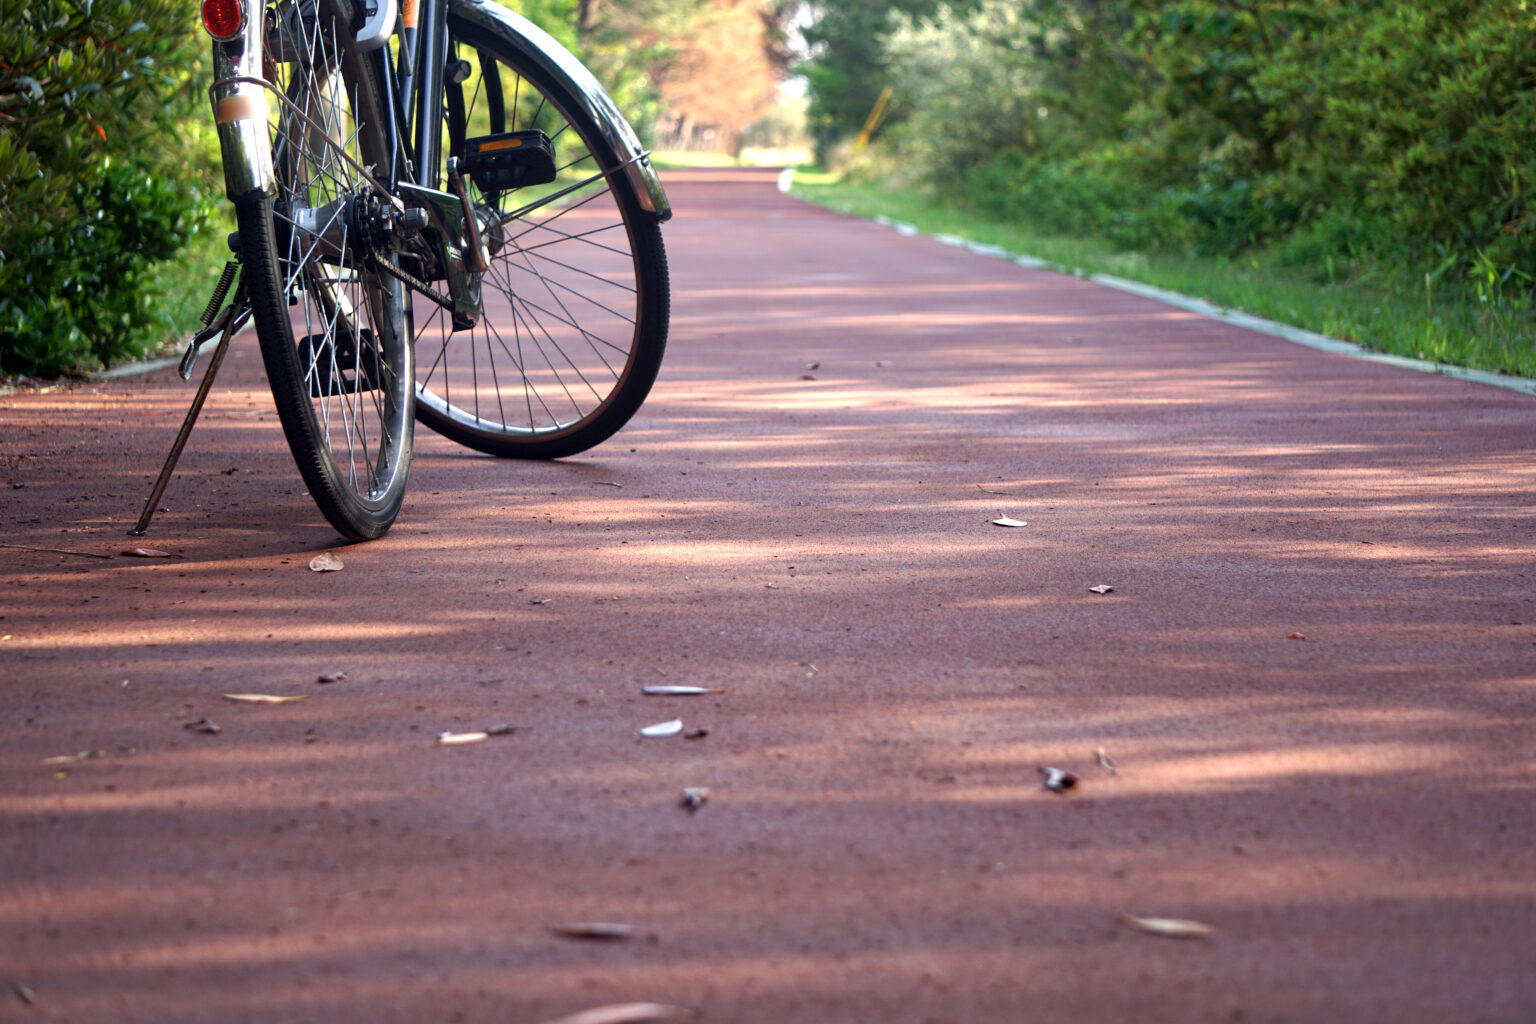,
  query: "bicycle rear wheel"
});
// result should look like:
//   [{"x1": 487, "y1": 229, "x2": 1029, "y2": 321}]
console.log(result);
[
  {"x1": 411, "y1": 7, "x2": 670, "y2": 459},
  {"x1": 240, "y1": 0, "x2": 413, "y2": 539}
]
